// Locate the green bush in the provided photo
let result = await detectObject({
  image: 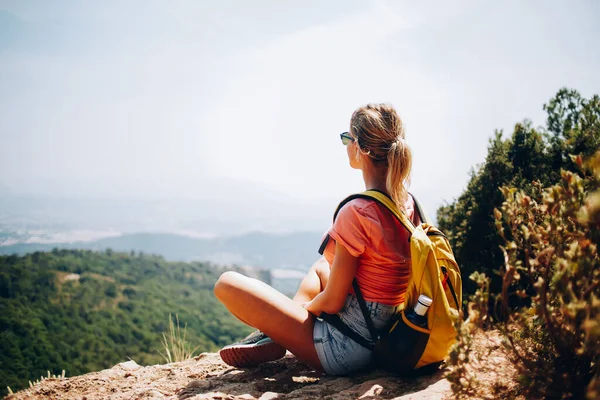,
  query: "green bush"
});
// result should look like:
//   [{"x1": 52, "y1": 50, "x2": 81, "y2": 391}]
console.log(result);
[{"x1": 493, "y1": 152, "x2": 600, "y2": 399}]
